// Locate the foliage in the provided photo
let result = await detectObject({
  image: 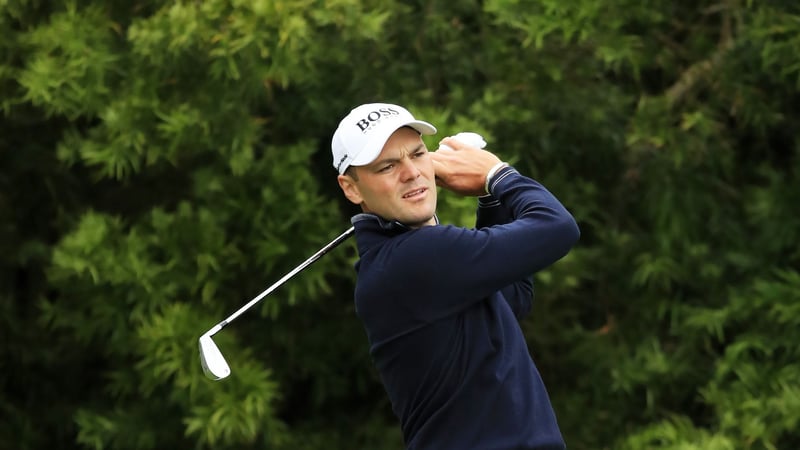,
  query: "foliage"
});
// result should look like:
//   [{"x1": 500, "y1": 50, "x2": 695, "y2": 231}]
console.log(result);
[{"x1": 1, "y1": 1, "x2": 798, "y2": 449}]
